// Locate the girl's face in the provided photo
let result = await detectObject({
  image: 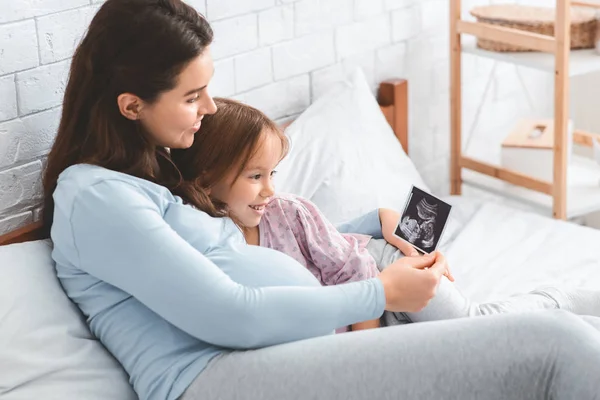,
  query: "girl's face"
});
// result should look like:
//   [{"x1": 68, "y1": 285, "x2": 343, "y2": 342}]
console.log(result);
[
  {"x1": 210, "y1": 131, "x2": 282, "y2": 229},
  {"x1": 140, "y1": 47, "x2": 217, "y2": 149}
]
